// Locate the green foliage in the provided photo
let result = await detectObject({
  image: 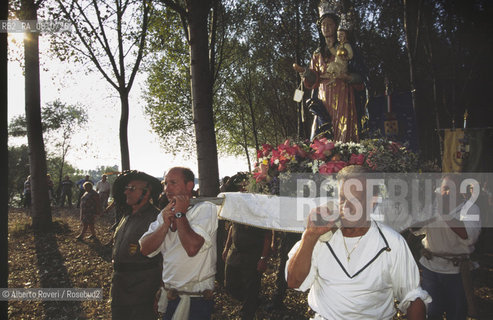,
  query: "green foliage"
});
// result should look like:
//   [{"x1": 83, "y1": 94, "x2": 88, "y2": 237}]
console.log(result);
[
  {"x1": 41, "y1": 100, "x2": 88, "y2": 132},
  {"x1": 143, "y1": 0, "x2": 319, "y2": 164},
  {"x1": 8, "y1": 100, "x2": 89, "y2": 203},
  {"x1": 8, "y1": 99, "x2": 88, "y2": 139},
  {"x1": 143, "y1": 7, "x2": 194, "y2": 155},
  {"x1": 8, "y1": 99, "x2": 89, "y2": 181},
  {"x1": 8, "y1": 116, "x2": 28, "y2": 137},
  {"x1": 41, "y1": 100, "x2": 88, "y2": 165}
]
